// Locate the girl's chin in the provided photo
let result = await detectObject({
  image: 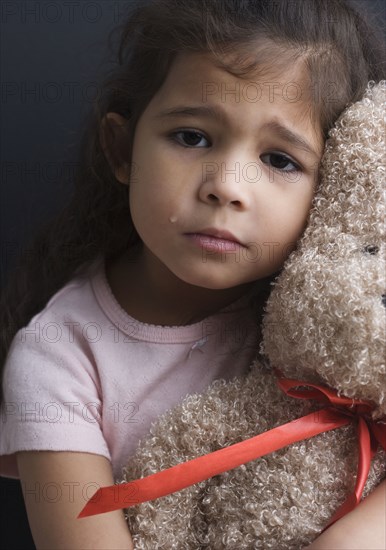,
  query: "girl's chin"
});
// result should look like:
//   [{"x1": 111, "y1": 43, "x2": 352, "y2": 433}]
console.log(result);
[
  {"x1": 172, "y1": 264, "x2": 278, "y2": 291},
  {"x1": 170, "y1": 269, "x2": 250, "y2": 291}
]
